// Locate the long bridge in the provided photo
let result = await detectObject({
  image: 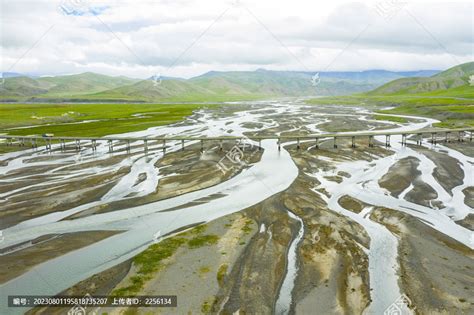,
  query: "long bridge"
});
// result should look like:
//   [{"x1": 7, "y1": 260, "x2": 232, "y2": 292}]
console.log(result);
[{"x1": 1, "y1": 127, "x2": 473, "y2": 153}]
